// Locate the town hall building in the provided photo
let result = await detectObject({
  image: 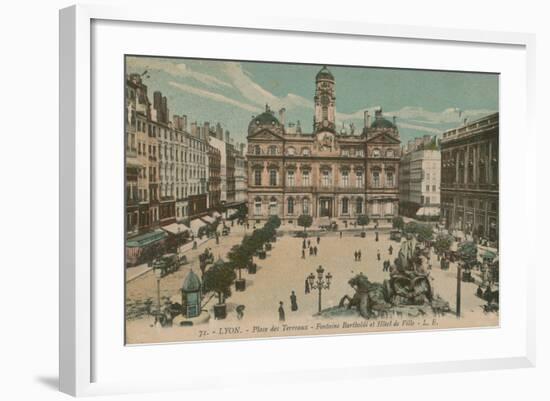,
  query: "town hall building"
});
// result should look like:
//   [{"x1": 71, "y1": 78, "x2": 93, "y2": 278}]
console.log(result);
[{"x1": 246, "y1": 66, "x2": 401, "y2": 226}]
